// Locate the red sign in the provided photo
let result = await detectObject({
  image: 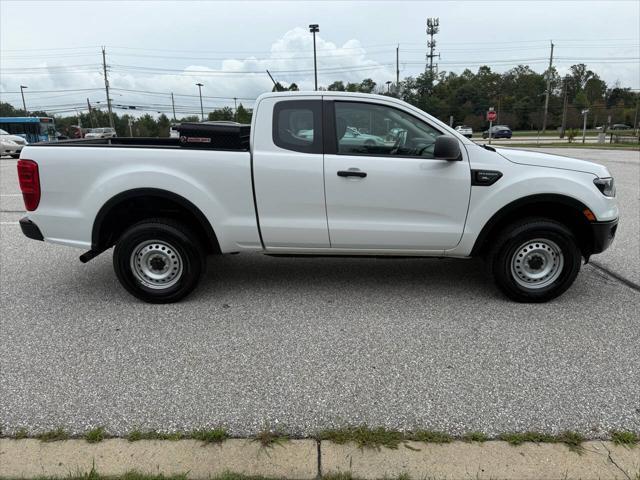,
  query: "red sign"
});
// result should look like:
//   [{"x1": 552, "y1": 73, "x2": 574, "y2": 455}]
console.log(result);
[{"x1": 487, "y1": 110, "x2": 497, "y2": 122}]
